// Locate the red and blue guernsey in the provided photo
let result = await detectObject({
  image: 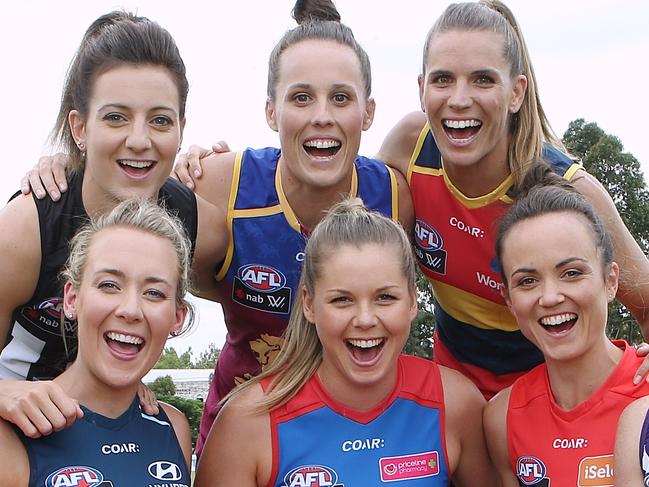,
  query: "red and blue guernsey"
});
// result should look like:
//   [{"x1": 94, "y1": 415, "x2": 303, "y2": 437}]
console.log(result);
[
  {"x1": 17, "y1": 398, "x2": 190, "y2": 487},
  {"x1": 407, "y1": 124, "x2": 581, "y2": 398},
  {"x1": 197, "y1": 147, "x2": 399, "y2": 452},
  {"x1": 266, "y1": 355, "x2": 450, "y2": 486},
  {"x1": 508, "y1": 341, "x2": 649, "y2": 487}
]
